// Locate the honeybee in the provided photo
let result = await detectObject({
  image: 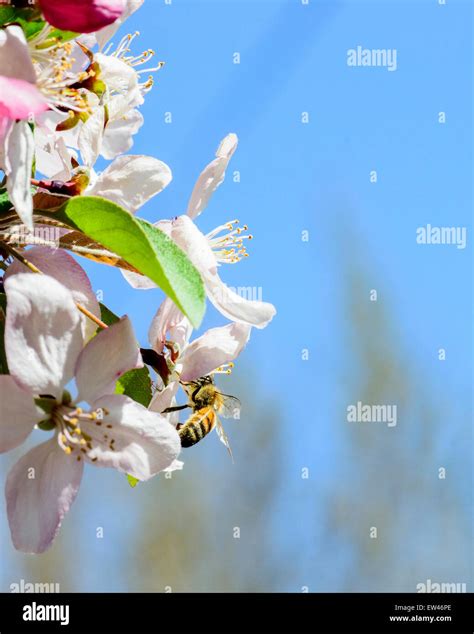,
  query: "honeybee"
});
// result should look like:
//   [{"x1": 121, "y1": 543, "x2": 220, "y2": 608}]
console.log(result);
[{"x1": 162, "y1": 376, "x2": 240, "y2": 459}]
